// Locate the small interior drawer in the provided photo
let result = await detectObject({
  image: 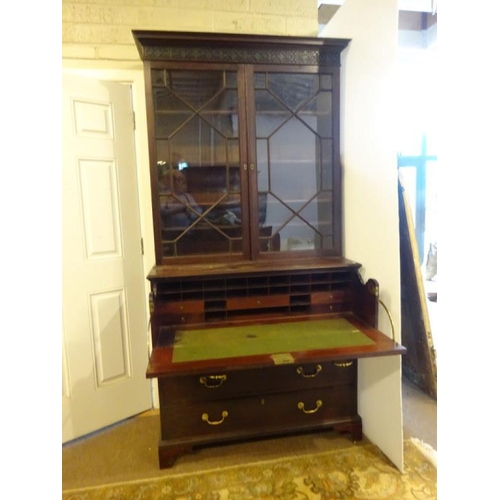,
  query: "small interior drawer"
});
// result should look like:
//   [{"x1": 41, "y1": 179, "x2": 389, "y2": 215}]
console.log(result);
[
  {"x1": 310, "y1": 290, "x2": 347, "y2": 304},
  {"x1": 226, "y1": 294, "x2": 289, "y2": 311},
  {"x1": 156, "y1": 300, "x2": 205, "y2": 315}
]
